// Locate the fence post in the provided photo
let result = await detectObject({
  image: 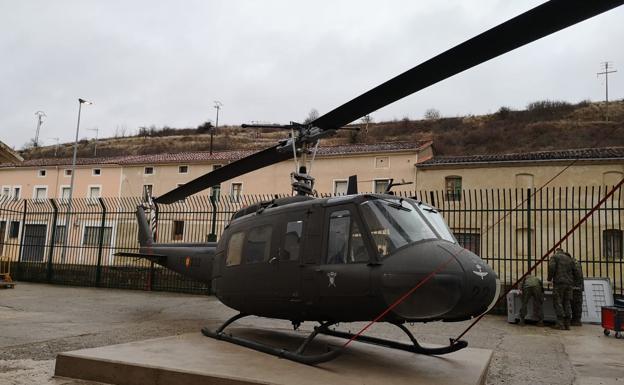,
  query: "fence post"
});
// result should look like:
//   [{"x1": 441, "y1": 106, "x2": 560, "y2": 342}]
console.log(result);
[
  {"x1": 47, "y1": 199, "x2": 58, "y2": 282},
  {"x1": 95, "y1": 197, "x2": 106, "y2": 287},
  {"x1": 16, "y1": 200, "x2": 28, "y2": 280},
  {"x1": 208, "y1": 196, "x2": 217, "y2": 242},
  {"x1": 527, "y1": 188, "x2": 532, "y2": 268}
]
